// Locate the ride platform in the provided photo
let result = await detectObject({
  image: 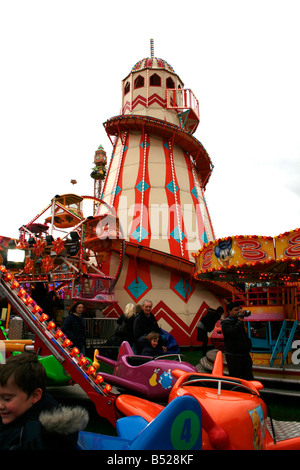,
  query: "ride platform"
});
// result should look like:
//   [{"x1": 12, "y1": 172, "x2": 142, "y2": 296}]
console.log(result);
[{"x1": 198, "y1": 349, "x2": 300, "y2": 397}]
